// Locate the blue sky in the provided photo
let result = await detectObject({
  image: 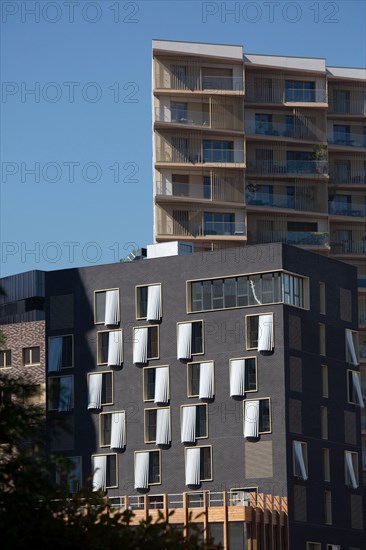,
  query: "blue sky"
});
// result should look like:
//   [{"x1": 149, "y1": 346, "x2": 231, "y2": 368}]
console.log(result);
[{"x1": 1, "y1": 0, "x2": 365, "y2": 276}]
